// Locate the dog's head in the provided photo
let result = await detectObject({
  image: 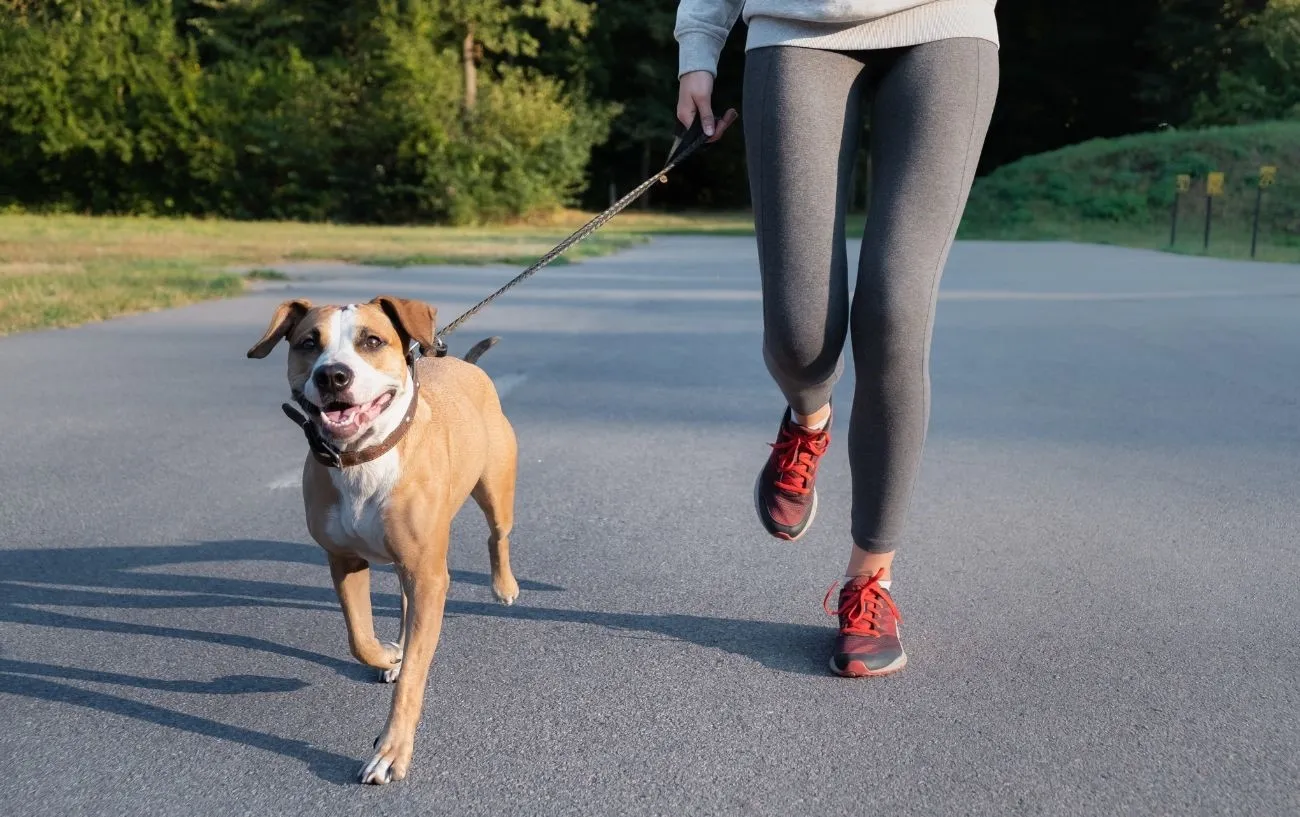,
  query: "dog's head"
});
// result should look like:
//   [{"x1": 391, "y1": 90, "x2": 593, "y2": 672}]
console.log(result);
[{"x1": 247, "y1": 296, "x2": 437, "y2": 444}]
